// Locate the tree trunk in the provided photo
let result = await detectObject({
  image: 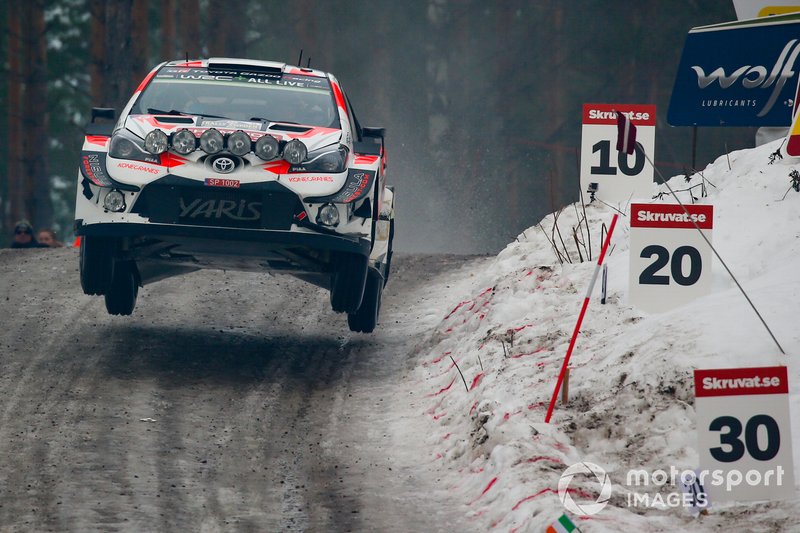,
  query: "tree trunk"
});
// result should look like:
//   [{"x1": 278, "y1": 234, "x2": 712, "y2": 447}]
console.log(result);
[
  {"x1": 161, "y1": 0, "x2": 176, "y2": 60},
  {"x1": 6, "y1": 0, "x2": 24, "y2": 230},
  {"x1": 131, "y1": 0, "x2": 149, "y2": 85},
  {"x1": 495, "y1": 1, "x2": 519, "y2": 222},
  {"x1": 89, "y1": 0, "x2": 106, "y2": 105},
  {"x1": 545, "y1": 4, "x2": 570, "y2": 210},
  {"x1": 104, "y1": 0, "x2": 135, "y2": 110},
  {"x1": 291, "y1": 1, "x2": 318, "y2": 67},
  {"x1": 22, "y1": 0, "x2": 52, "y2": 229},
  {"x1": 208, "y1": 0, "x2": 248, "y2": 57},
  {"x1": 179, "y1": 0, "x2": 201, "y2": 59}
]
